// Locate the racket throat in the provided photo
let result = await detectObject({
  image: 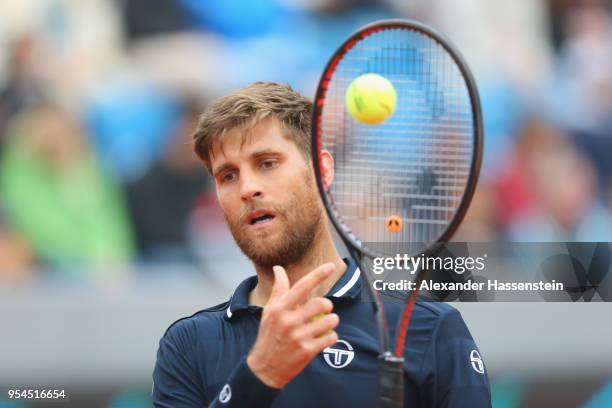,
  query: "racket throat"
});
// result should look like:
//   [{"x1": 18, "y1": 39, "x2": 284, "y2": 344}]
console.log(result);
[{"x1": 378, "y1": 352, "x2": 405, "y2": 408}]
